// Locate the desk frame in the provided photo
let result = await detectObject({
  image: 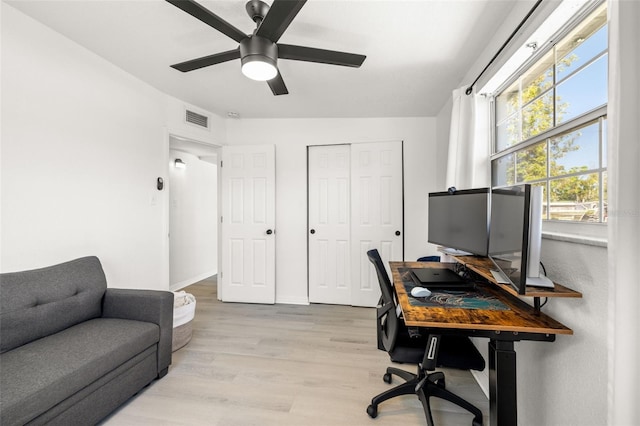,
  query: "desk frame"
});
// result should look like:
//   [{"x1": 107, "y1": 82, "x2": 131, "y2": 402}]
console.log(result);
[{"x1": 390, "y1": 261, "x2": 574, "y2": 426}]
